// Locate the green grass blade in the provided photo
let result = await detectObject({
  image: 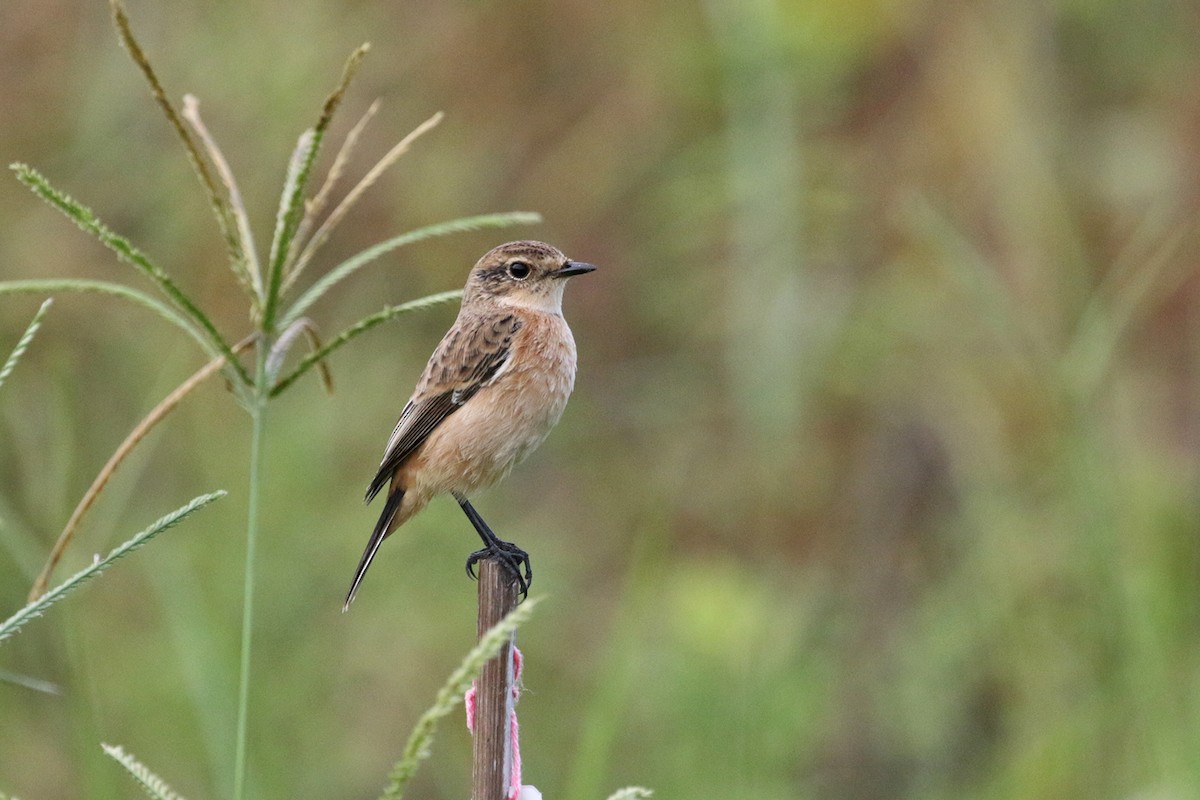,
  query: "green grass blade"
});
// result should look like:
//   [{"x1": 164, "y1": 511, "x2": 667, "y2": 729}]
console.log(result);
[
  {"x1": 264, "y1": 318, "x2": 334, "y2": 391},
  {"x1": 907, "y1": 195, "x2": 1054, "y2": 372},
  {"x1": 378, "y1": 596, "x2": 541, "y2": 800},
  {"x1": 280, "y1": 211, "x2": 540, "y2": 328},
  {"x1": 101, "y1": 744, "x2": 186, "y2": 800},
  {"x1": 261, "y1": 44, "x2": 368, "y2": 332},
  {"x1": 0, "y1": 668, "x2": 61, "y2": 695},
  {"x1": 0, "y1": 790, "x2": 23, "y2": 800},
  {"x1": 0, "y1": 491, "x2": 226, "y2": 645},
  {"x1": 0, "y1": 298, "x2": 52, "y2": 393},
  {"x1": 1063, "y1": 223, "x2": 1191, "y2": 396},
  {"x1": 269, "y1": 290, "x2": 461, "y2": 397},
  {"x1": 9, "y1": 164, "x2": 251, "y2": 385},
  {"x1": 0, "y1": 280, "x2": 216, "y2": 361}
]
